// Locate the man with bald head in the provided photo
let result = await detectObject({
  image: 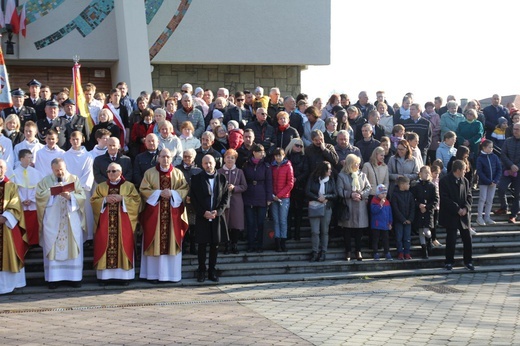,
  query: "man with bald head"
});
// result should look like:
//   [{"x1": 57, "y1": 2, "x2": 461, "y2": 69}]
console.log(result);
[
  {"x1": 139, "y1": 148, "x2": 189, "y2": 283},
  {"x1": 353, "y1": 91, "x2": 375, "y2": 119},
  {"x1": 133, "y1": 133, "x2": 161, "y2": 186},
  {"x1": 190, "y1": 155, "x2": 229, "y2": 282},
  {"x1": 93, "y1": 137, "x2": 133, "y2": 184}
]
